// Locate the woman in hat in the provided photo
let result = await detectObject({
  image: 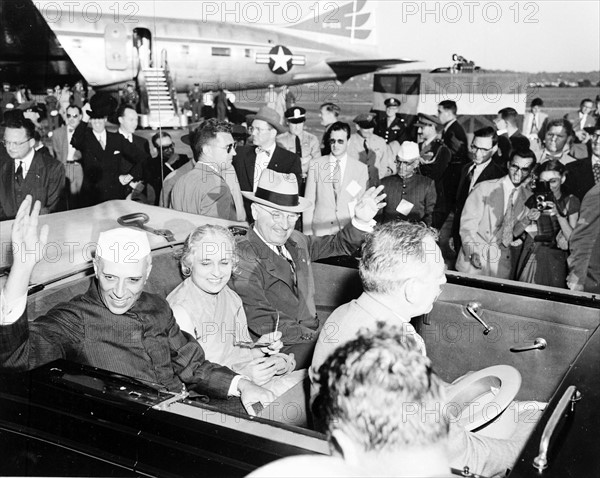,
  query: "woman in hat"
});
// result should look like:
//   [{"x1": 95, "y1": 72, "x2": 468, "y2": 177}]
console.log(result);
[{"x1": 167, "y1": 225, "x2": 303, "y2": 396}]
